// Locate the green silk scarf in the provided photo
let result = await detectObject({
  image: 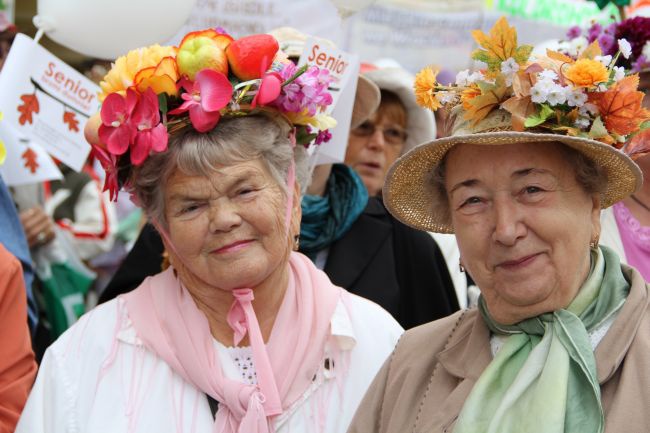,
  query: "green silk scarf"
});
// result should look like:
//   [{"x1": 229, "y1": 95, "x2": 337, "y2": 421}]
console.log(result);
[{"x1": 453, "y1": 246, "x2": 630, "y2": 433}]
